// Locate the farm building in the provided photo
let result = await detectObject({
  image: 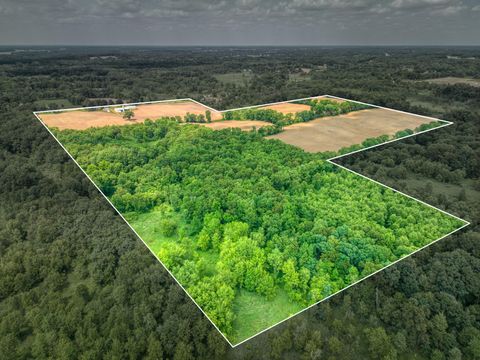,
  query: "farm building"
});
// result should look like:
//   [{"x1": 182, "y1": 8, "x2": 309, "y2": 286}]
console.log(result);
[{"x1": 114, "y1": 105, "x2": 137, "y2": 113}]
